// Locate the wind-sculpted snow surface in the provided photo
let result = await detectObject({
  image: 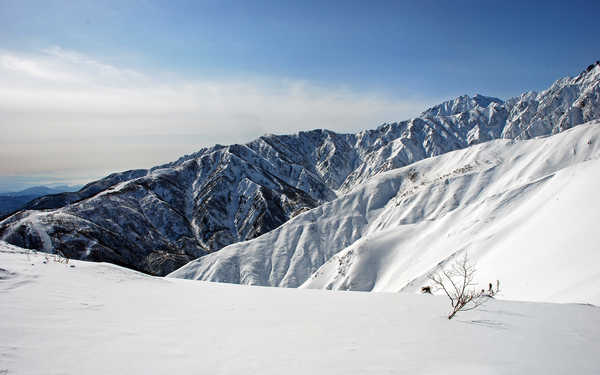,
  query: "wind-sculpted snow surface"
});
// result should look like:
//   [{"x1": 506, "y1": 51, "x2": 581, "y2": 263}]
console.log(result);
[
  {"x1": 171, "y1": 122, "x2": 600, "y2": 305},
  {"x1": 2, "y1": 62, "x2": 600, "y2": 275}
]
